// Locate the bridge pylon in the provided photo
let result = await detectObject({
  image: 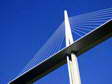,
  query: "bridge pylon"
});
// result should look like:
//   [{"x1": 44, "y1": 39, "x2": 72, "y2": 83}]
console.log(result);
[{"x1": 64, "y1": 10, "x2": 81, "y2": 84}]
